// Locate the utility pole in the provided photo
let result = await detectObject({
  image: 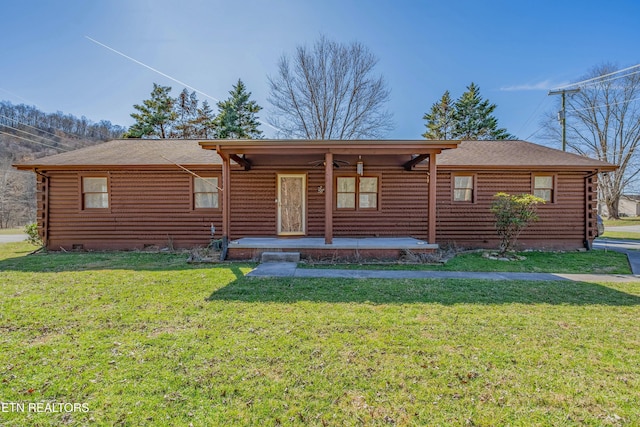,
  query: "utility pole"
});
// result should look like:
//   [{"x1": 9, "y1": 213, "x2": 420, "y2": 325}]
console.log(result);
[{"x1": 548, "y1": 88, "x2": 580, "y2": 151}]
